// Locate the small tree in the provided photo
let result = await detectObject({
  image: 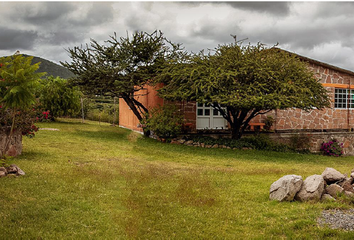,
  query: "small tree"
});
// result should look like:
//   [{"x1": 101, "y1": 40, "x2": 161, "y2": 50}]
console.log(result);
[
  {"x1": 158, "y1": 42, "x2": 330, "y2": 139},
  {"x1": 0, "y1": 54, "x2": 44, "y2": 158},
  {"x1": 39, "y1": 76, "x2": 82, "y2": 120},
  {"x1": 61, "y1": 30, "x2": 183, "y2": 136}
]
